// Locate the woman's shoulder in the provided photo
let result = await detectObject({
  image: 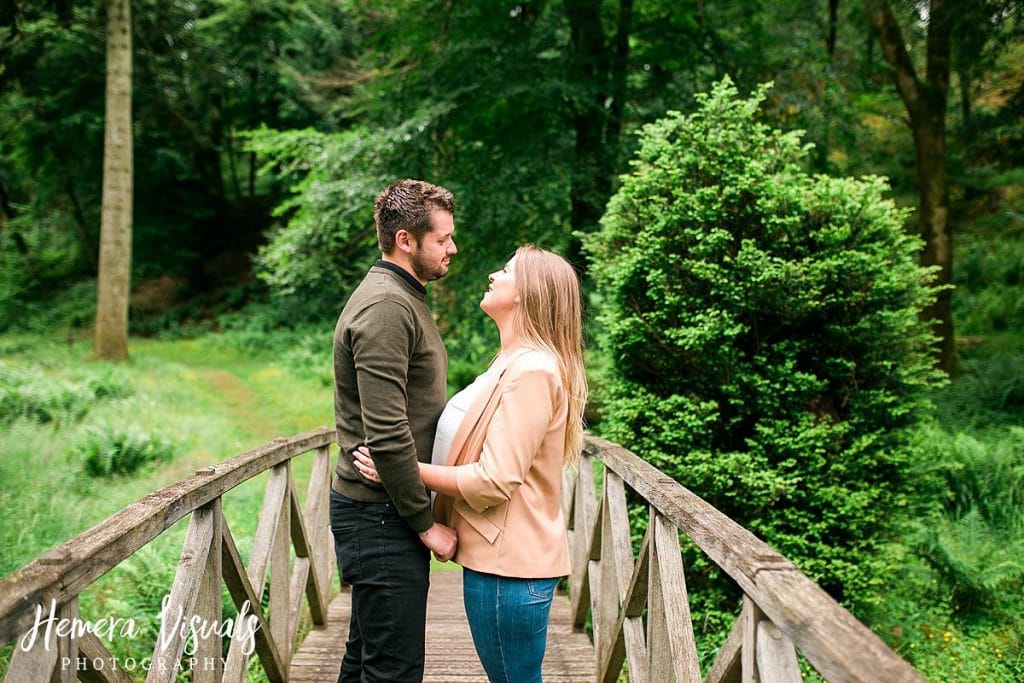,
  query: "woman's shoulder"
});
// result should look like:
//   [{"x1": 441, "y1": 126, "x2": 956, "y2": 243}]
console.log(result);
[{"x1": 507, "y1": 347, "x2": 560, "y2": 377}]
